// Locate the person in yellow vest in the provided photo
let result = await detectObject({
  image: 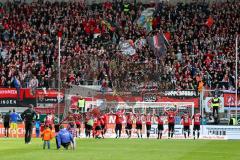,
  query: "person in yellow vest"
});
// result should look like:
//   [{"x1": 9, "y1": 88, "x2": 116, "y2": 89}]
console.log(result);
[
  {"x1": 123, "y1": 2, "x2": 130, "y2": 14},
  {"x1": 78, "y1": 98, "x2": 85, "y2": 113},
  {"x1": 211, "y1": 94, "x2": 220, "y2": 118},
  {"x1": 229, "y1": 115, "x2": 237, "y2": 125}
]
